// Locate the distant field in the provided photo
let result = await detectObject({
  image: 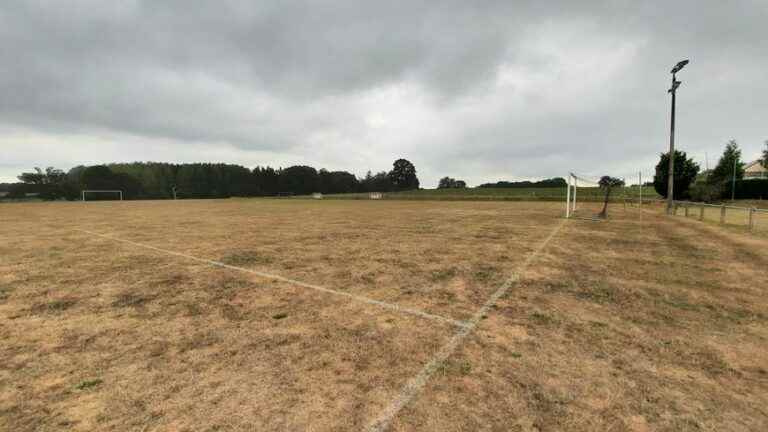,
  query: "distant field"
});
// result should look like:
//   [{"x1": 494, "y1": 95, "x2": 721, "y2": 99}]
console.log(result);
[
  {"x1": 2, "y1": 199, "x2": 767, "y2": 431},
  {"x1": 314, "y1": 185, "x2": 661, "y2": 202}
]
